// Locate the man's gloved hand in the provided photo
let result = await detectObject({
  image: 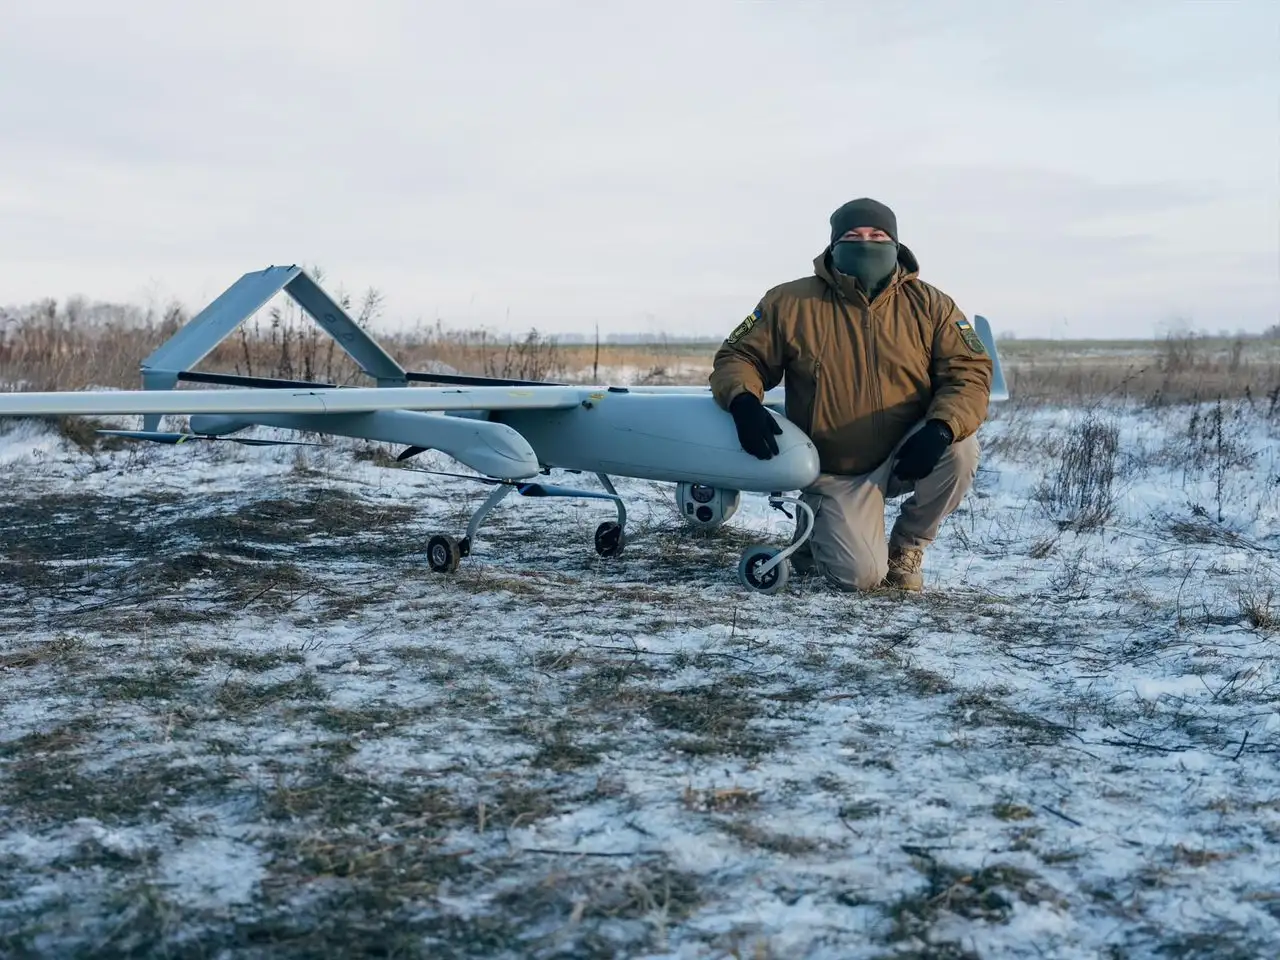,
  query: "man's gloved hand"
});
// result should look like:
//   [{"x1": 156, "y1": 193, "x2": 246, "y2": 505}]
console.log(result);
[
  {"x1": 729, "y1": 392, "x2": 783, "y2": 459},
  {"x1": 892, "y1": 420, "x2": 954, "y2": 481}
]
